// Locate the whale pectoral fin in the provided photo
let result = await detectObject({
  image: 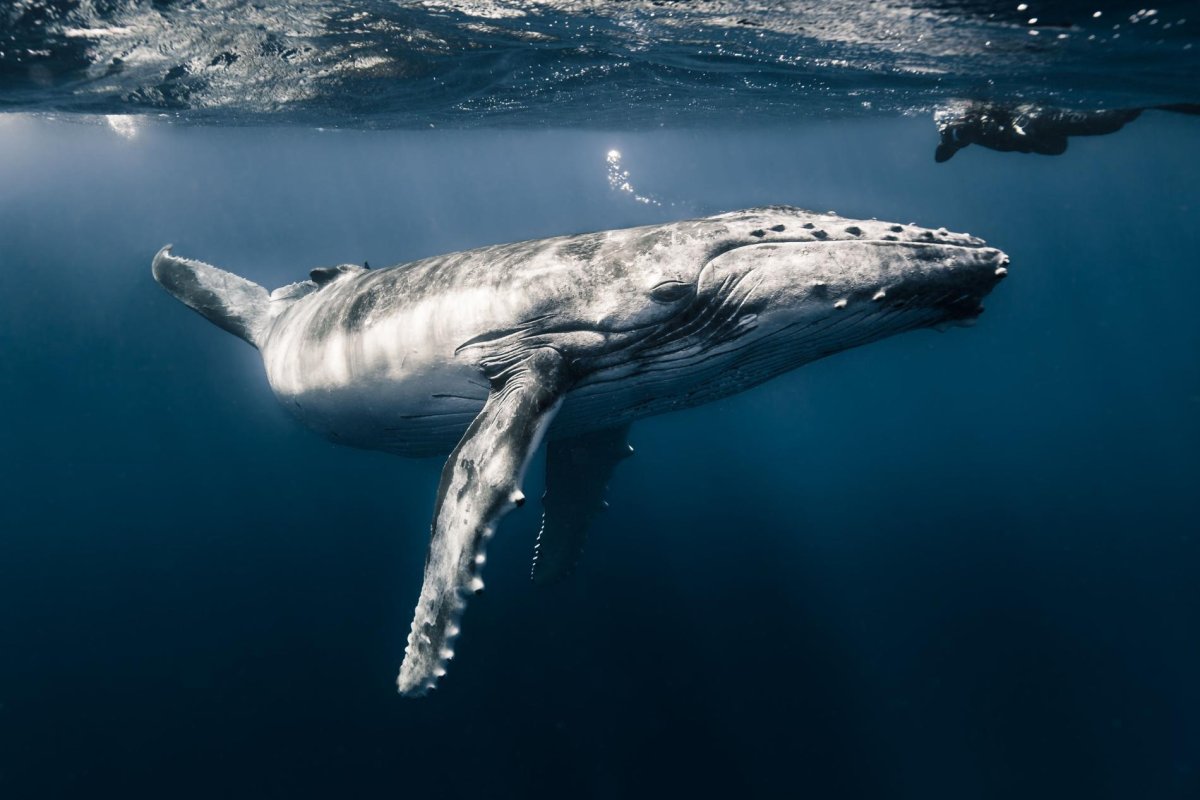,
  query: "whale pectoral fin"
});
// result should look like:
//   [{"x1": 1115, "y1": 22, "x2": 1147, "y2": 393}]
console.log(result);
[
  {"x1": 396, "y1": 349, "x2": 568, "y2": 696},
  {"x1": 532, "y1": 424, "x2": 633, "y2": 586}
]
